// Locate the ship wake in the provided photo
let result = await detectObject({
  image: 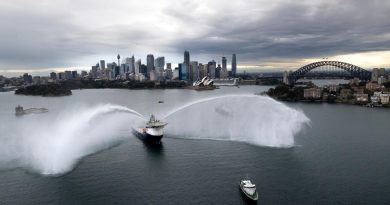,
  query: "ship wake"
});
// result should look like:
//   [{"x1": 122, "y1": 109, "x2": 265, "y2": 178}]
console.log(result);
[{"x1": 163, "y1": 95, "x2": 310, "y2": 147}]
